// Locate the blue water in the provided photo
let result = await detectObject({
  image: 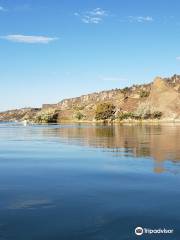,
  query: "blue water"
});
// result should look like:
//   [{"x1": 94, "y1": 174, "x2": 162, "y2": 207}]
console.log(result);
[{"x1": 0, "y1": 123, "x2": 180, "y2": 239}]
